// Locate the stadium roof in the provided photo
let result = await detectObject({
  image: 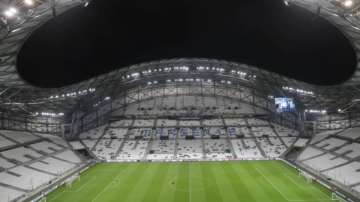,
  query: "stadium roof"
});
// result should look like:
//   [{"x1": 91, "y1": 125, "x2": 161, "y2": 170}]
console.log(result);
[{"x1": 0, "y1": 0, "x2": 360, "y2": 118}]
